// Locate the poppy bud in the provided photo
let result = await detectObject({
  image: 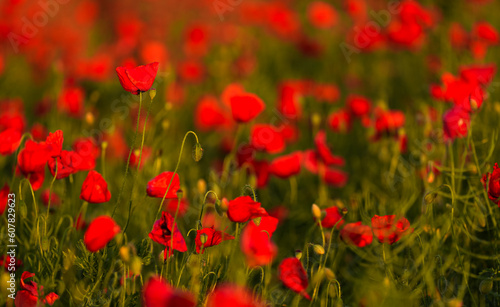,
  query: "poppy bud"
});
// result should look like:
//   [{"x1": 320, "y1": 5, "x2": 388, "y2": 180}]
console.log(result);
[
  {"x1": 102, "y1": 141, "x2": 108, "y2": 151},
  {"x1": 312, "y1": 113, "x2": 322, "y2": 128},
  {"x1": 85, "y1": 112, "x2": 95, "y2": 125},
  {"x1": 162, "y1": 119, "x2": 170, "y2": 131},
  {"x1": 120, "y1": 246, "x2": 130, "y2": 263},
  {"x1": 63, "y1": 249, "x2": 75, "y2": 271},
  {"x1": 295, "y1": 249, "x2": 303, "y2": 260},
  {"x1": 130, "y1": 257, "x2": 142, "y2": 276},
  {"x1": 199, "y1": 233, "x2": 208, "y2": 244},
  {"x1": 193, "y1": 143, "x2": 203, "y2": 162},
  {"x1": 220, "y1": 198, "x2": 229, "y2": 211},
  {"x1": 311, "y1": 204, "x2": 322, "y2": 220},
  {"x1": 41, "y1": 237, "x2": 50, "y2": 251},
  {"x1": 149, "y1": 88, "x2": 157, "y2": 100},
  {"x1": 215, "y1": 199, "x2": 224, "y2": 216},
  {"x1": 176, "y1": 189, "x2": 184, "y2": 200},
  {"x1": 479, "y1": 279, "x2": 493, "y2": 294},
  {"x1": 313, "y1": 244, "x2": 325, "y2": 255},
  {"x1": 197, "y1": 179, "x2": 206, "y2": 195},
  {"x1": 19, "y1": 200, "x2": 27, "y2": 218},
  {"x1": 470, "y1": 98, "x2": 478, "y2": 112},
  {"x1": 324, "y1": 268, "x2": 335, "y2": 281},
  {"x1": 253, "y1": 217, "x2": 262, "y2": 226}
]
